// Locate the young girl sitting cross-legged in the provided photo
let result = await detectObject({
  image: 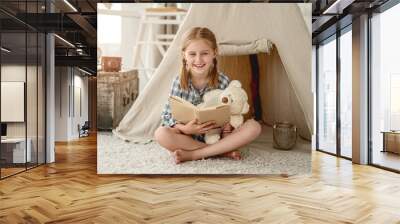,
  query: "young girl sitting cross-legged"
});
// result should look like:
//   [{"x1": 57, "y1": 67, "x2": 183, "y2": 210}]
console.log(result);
[{"x1": 154, "y1": 27, "x2": 262, "y2": 164}]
